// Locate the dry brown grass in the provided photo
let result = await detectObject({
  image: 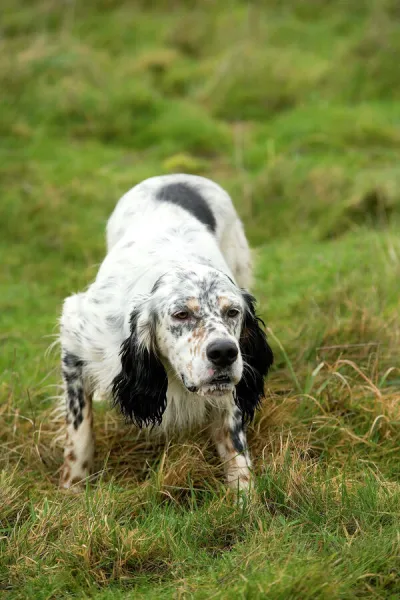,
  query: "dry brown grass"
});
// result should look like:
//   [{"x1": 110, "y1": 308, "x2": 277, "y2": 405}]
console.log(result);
[{"x1": 1, "y1": 344, "x2": 398, "y2": 499}]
